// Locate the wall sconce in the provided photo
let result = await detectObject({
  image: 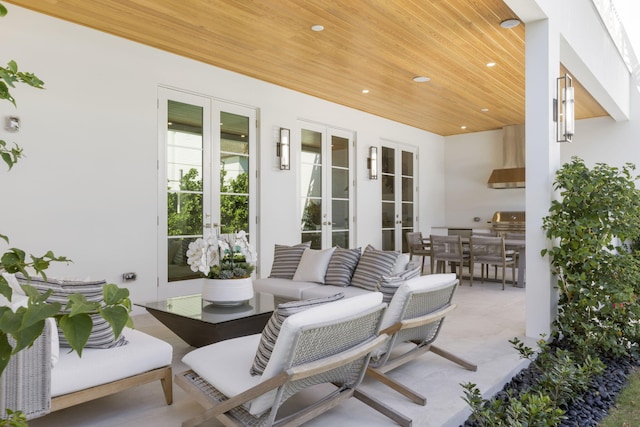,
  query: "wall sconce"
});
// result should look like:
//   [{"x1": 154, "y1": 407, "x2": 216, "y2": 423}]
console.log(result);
[
  {"x1": 554, "y1": 74, "x2": 575, "y2": 142},
  {"x1": 367, "y1": 146, "x2": 378, "y2": 180},
  {"x1": 277, "y1": 127, "x2": 290, "y2": 170}
]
